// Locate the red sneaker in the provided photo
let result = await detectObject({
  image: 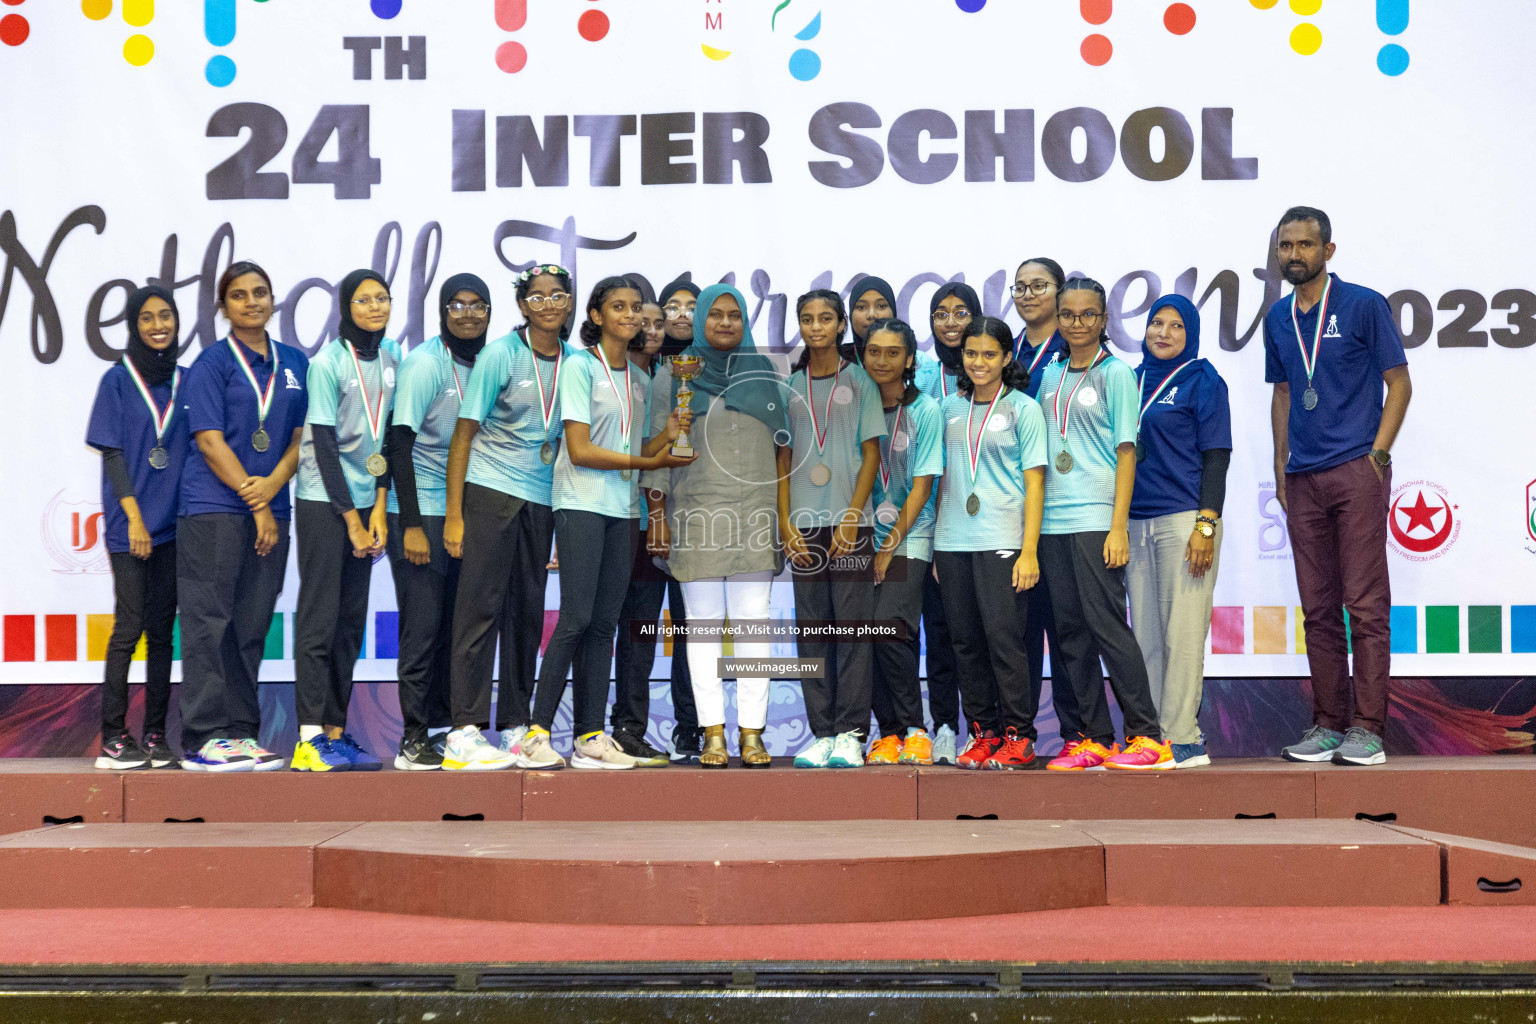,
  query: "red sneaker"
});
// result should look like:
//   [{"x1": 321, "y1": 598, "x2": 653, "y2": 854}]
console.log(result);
[
  {"x1": 986, "y1": 728, "x2": 1040, "y2": 770},
  {"x1": 956, "y1": 723, "x2": 1000, "y2": 770}
]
